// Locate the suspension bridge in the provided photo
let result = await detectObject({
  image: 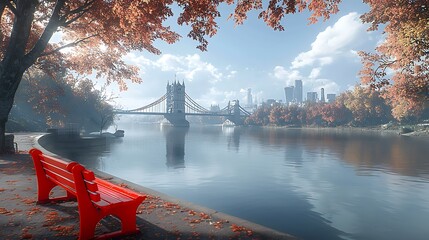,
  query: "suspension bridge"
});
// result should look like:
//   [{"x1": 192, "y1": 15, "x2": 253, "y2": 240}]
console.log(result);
[{"x1": 114, "y1": 82, "x2": 251, "y2": 127}]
